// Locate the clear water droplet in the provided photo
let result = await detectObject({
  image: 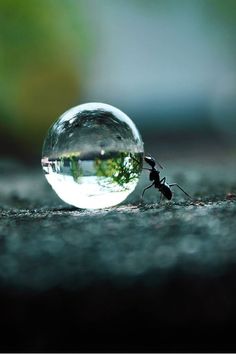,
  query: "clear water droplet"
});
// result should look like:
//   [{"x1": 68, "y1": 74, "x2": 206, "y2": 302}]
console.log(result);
[{"x1": 41, "y1": 102, "x2": 144, "y2": 209}]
